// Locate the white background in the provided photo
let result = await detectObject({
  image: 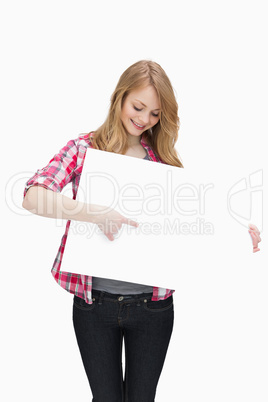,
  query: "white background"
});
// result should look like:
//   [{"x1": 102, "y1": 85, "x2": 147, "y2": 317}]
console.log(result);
[{"x1": 1, "y1": 0, "x2": 267, "y2": 401}]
